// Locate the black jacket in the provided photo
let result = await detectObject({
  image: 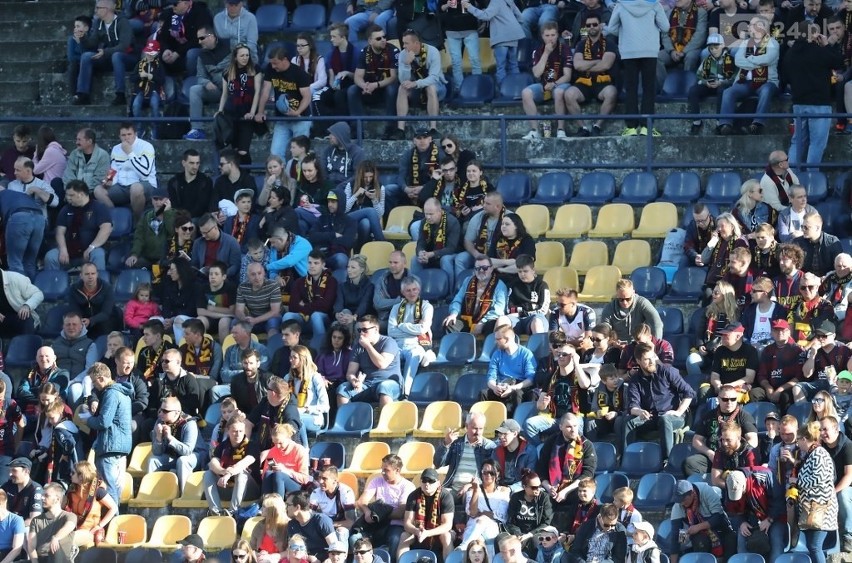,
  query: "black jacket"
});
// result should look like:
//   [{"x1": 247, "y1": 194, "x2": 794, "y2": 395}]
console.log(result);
[
  {"x1": 230, "y1": 370, "x2": 271, "y2": 414},
  {"x1": 792, "y1": 232, "x2": 843, "y2": 277},
  {"x1": 68, "y1": 280, "x2": 117, "y2": 333},
  {"x1": 784, "y1": 39, "x2": 844, "y2": 106},
  {"x1": 309, "y1": 208, "x2": 357, "y2": 256},
  {"x1": 566, "y1": 519, "x2": 627, "y2": 563}
]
